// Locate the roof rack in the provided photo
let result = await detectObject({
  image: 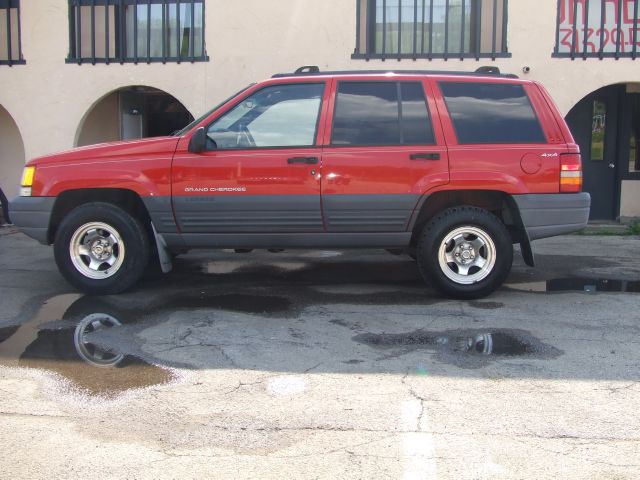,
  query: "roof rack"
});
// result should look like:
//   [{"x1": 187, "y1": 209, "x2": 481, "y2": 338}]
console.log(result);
[{"x1": 272, "y1": 66, "x2": 518, "y2": 79}]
